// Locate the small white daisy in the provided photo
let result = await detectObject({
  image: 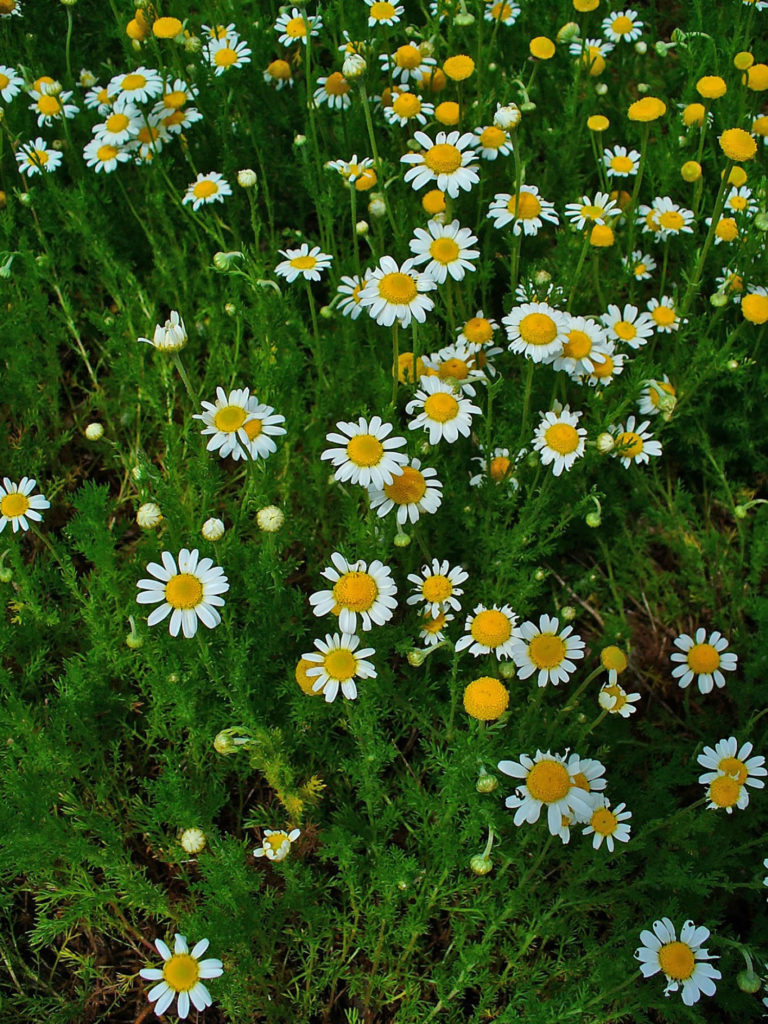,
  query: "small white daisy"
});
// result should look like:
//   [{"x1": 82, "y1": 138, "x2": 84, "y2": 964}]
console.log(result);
[
  {"x1": 553, "y1": 317, "x2": 610, "y2": 377},
  {"x1": 93, "y1": 104, "x2": 141, "y2": 145},
  {"x1": 598, "y1": 682, "x2": 641, "y2": 717},
  {"x1": 379, "y1": 43, "x2": 436, "y2": 84},
  {"x1": 603, "y1": 145, "x2": 641, "y2": 178},
  {"x1": 368, "y1": 457, "x2": 442, "y2": 526},
  {"x1": 108, "y1": 67, "x2": 163, "y2": 104},
  {"x1": 358, "y1": 256, "x2": 436, "y2": 328},
  {"x1": 274, "y1": 7, "x2": 322, "y2": 46},
  {"x1": 602, "y1": 9, "x2": 644, "y2": 43},
  {"x1": 309, "y1": 552, "x2": 397, "y2": 634},
  {"x1": 383, "y1": 86, "x2": 434, "y2": 128},
  {"x1": 16, "y1": 137, "x2": 63, "y2": 176},
  {"x1": 0, "y1": 477, "x2": 50, "y2": 533},
  {"x1": 0, "y1": 65, "x2": 25, "y2": 103},
  {"x1": 136, "y1": 548, "x2": 229, "y2": 639},
  {"x1": 254, "y1": 828, "x2": 301, "y2": 861},
  {"x1": 484, "y1": 0, "x2": 521, "y2": 25},
  {"x1": 129, "y1": 116, "x2": 173, "y2": 163},
  {"x1": 532, "y1": 407, "x2": 587, "y2": 476},
  {"x1": 406, "y1": 559, "x2": 468, "y2": 619},
  {"x1": 601, "y1": 303, "x2": 655, "y2": 349},
  {"x1": 408, "y1": 219, "x2": 479, "y2": 284},
  {"x1": 487, "y1": 186, "x2": 559, "y2": 236},
  {"x1": 336, "y1": 275, "x2": 369, "y2": 320},
  {"x1": 401, "y1": 130, "x2": 479, "y2": 198},
  {"x1": 653, "y1": 197, "x2": 695, "y2": 240},
  {"x1": 406, "y1": 377, "x2": 481, "y2": 445},
  {"x1": 84, "y1": 83, "x2": 112, "y2": 114},
  {"x1": 418, "y1": 608, "x2": 455, "y2": 647},
  {"x1": 470, "y1": 124, "x2": 514, "y2": 161},
  {"x1": 624, "y1": 250, "x2": 656, "y2": 281},
  {"x1": 194, "y1": 387, "x2": 286, "y2": 462},
  {"x1": 275, "y1": 244, "x2": 333, "y2": 283},
  {"x1": 498, "y1": 750, "x2": 595, "y2": 841},
  {"x1": 83, "y1": 138, "x2": 132, "y2": 173},
  {"x1": 313, "y1": 72, "x2": 351, "y2": 110},
  {"x1": 582, "y1": 797, "x2": 632, "y2": 851},
  {"x1": 28, "y1": 88, "x2": 79, "y2": 127},
  {"x1": 365, "y1": 0, "x2": 404, "y2": 27},
  {"x1": 635, "y1": 918, "x2": 721, "y2": 1006},
  {"x1": 697, "y1": 738, "x2": 766, "y2": 803},
  {"x1": 503, "y1": 302, "x2": 569, "y2": 364},
  {"x1": 457, "y1": 311, "x2": 500, "y2": 349},
  {"x1": 564, "y1": 191, "x2": 619, "y2": 231},
  {"x1": 205, "y1": 34, "x2": 252, "y2": 75},
  {"x1": 327, "y1": 154, "x2": 375, "y2": 185},
  {"x1": 302, "y1": 632, "x2": 377, "y2": 702},
  {"x1": 182, "y1": 172, "x2": 232, "y2": 211},
  {"x1": 586, "y1": 346, "x2": 626, "y2": 387},
  {"x1": 321, "y1": 416, "x2": 408, "y2": 488},
  {"x1": 610, "y1": 415, "x2": 662, "y2": 468},
  {"x1": 511, "y1": 613, "x2": 586, "y2": 687},
  {"x1": 139, "y1": 934, "x2": 223, "y2": 1019},
  {"x1": 264, "y1": 59, "x2": 294, "y2": 91},
  {"x1": 670, "y1": 628, "x2": 738, "y2": 694},
  {"x1": 724, "y1": 186, "x2": 758, "y2": 217},
  {"x1": 455, "y1": 603, "x2": 519, "y2": 659},
  {"x1": 469, "y1": 447, "x2": 520, "y2": 487}
]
